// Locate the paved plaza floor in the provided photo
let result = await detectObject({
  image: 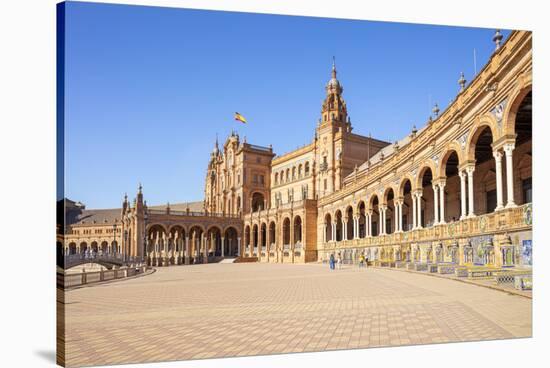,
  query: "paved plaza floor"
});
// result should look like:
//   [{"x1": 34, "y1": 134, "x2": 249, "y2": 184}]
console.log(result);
[{"x1": 60, "y1": 263, "x2": 532, "y2": 367}]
